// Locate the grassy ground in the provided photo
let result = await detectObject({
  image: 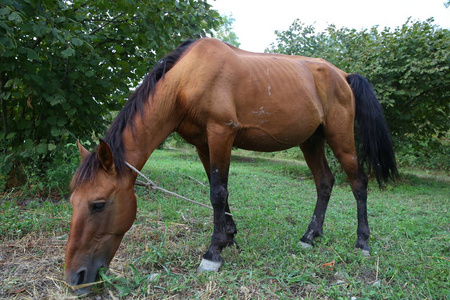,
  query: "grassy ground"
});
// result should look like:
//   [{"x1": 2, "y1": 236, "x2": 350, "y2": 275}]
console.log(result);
[{"x1": 0, "y1": 148, "x2": 448, "y2": 299}]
